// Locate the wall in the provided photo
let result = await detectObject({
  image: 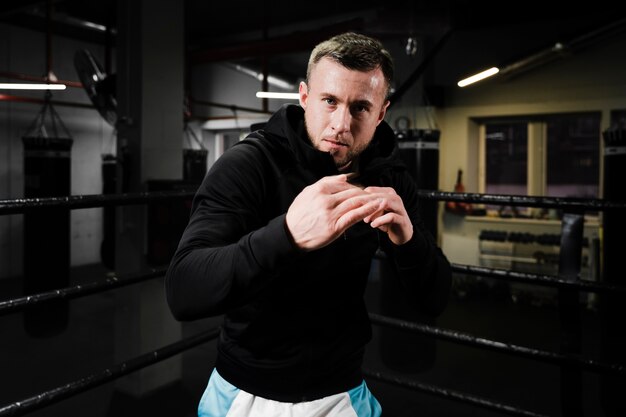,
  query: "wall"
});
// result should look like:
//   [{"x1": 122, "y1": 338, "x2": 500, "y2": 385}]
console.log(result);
[
  {"x1": 435, "y1": 30, "x2": 626, "y2": 266},
  {"x1": 436, "y1": 30, "x2": 626, "y2": 194},
  {"x1": 190, "y1": 62, "x2": 277, "y2": 168}
]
